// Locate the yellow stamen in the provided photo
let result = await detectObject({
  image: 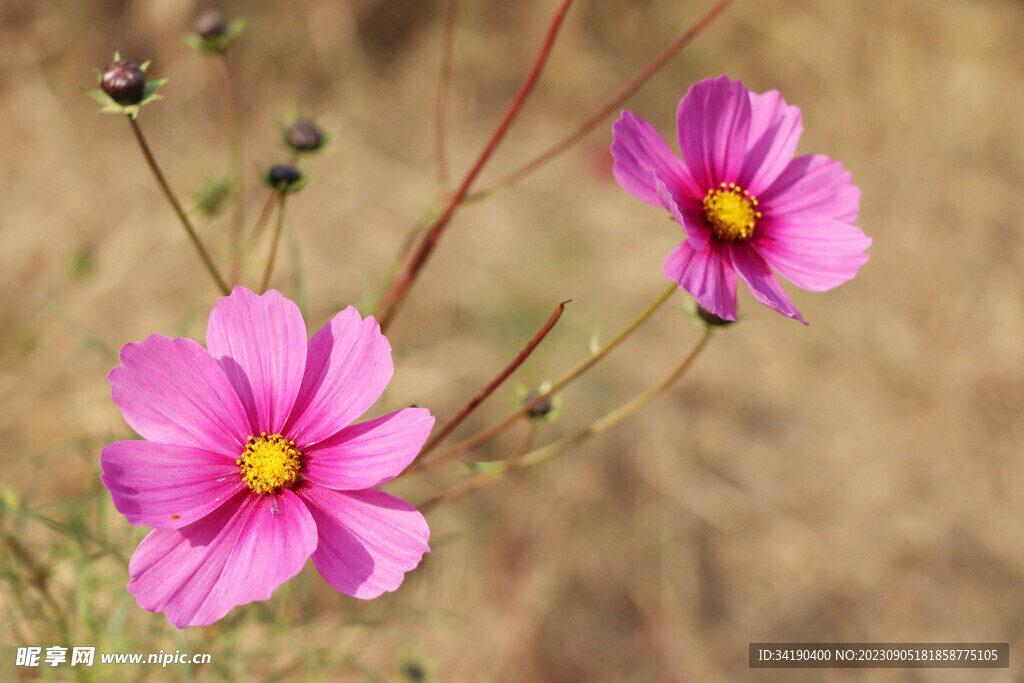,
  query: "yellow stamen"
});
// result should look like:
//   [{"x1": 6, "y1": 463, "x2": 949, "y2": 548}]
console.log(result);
[
  {"x1": 237, "y1": 432, "x2": 302, "y2": 495},
  {"x1": 702, "y1": 182, "x2": 761, "y2": 241}
]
